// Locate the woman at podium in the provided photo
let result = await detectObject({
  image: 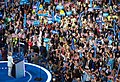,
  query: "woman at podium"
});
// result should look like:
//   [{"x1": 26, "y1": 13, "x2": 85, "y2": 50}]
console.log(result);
[{"x1": 7, "y1": 52, "x2": 14, "y2": 77}]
